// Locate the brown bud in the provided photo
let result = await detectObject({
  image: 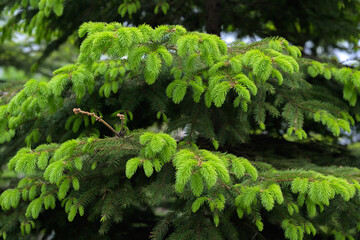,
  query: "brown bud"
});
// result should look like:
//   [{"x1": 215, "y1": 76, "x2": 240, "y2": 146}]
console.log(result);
[
  {"x1": 117, "y1": 113, "x2": 125, "y2": 119},
  {"x1": 73, "y1": 108, "x2": 81, "y2": 114}
]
